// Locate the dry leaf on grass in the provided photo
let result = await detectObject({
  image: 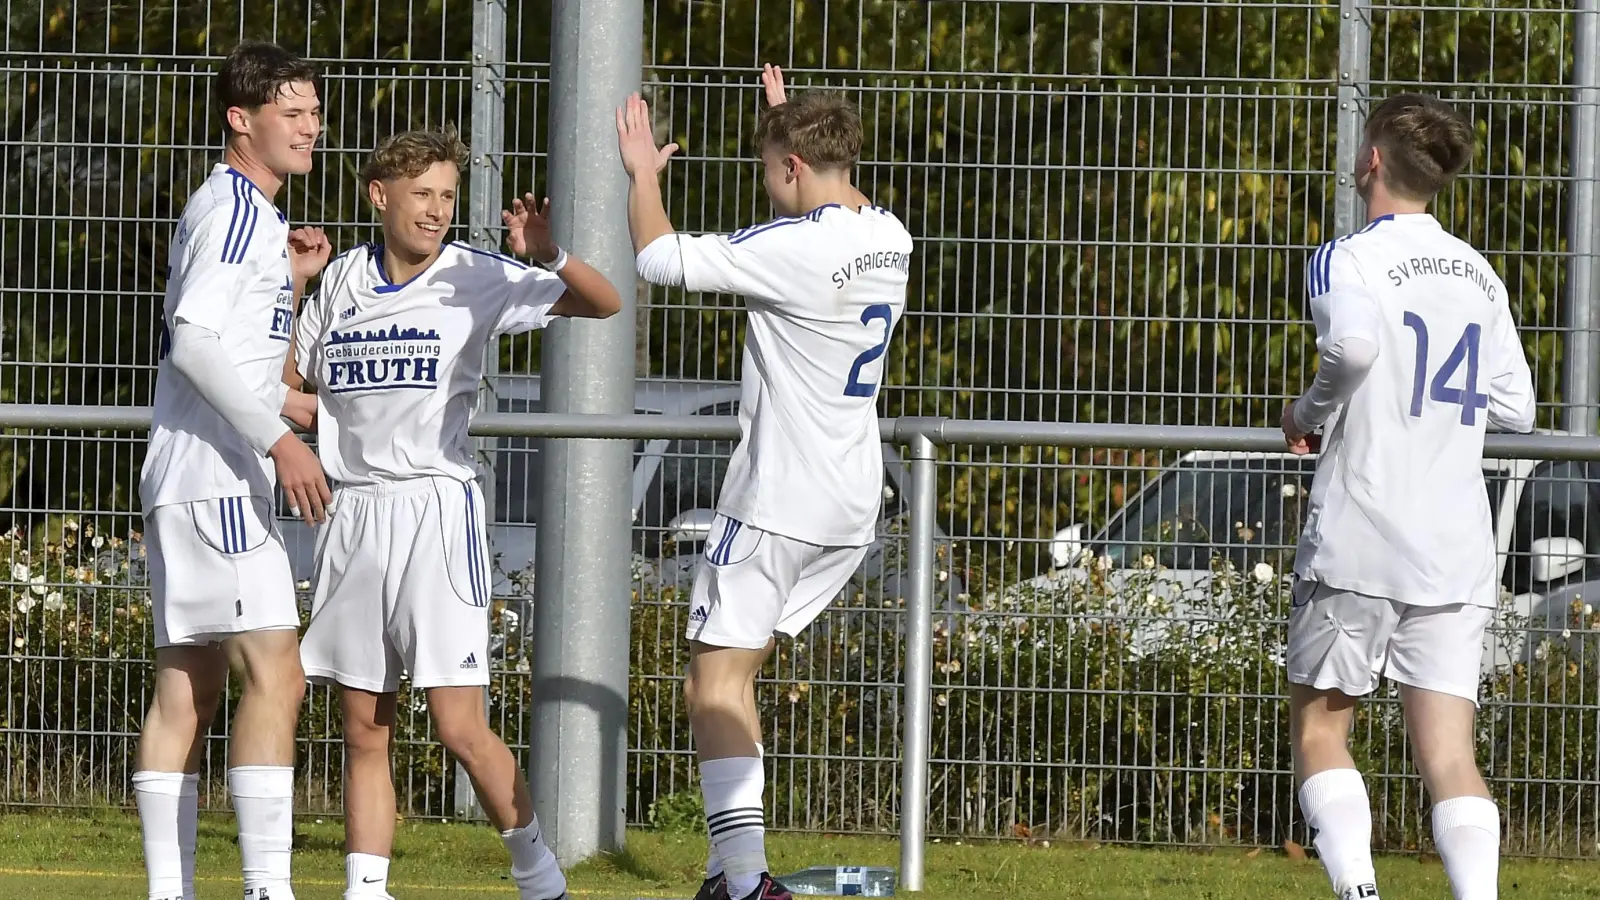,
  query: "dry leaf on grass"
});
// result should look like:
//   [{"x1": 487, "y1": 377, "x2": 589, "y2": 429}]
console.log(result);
[{"x1": 1283, "y1": 839, "x2": 1308, "y2": 862}]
